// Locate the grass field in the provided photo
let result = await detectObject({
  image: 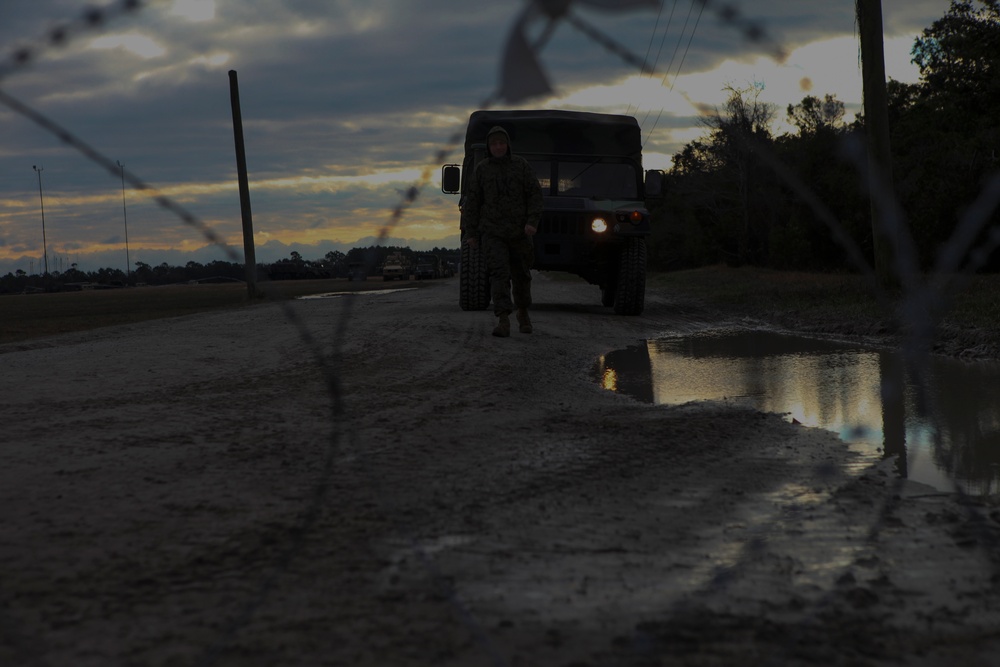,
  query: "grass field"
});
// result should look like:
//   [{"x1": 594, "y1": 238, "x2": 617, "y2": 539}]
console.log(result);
[
  {"x1": 0, "y1": 278, "x2": 422, "y2": 345},
  {"x1": 651, "y1": 265, "x2": 1000, "y2": 329},
  {"x1": 650, "y1": 265, "x2": 1000, "y2": 357}
]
